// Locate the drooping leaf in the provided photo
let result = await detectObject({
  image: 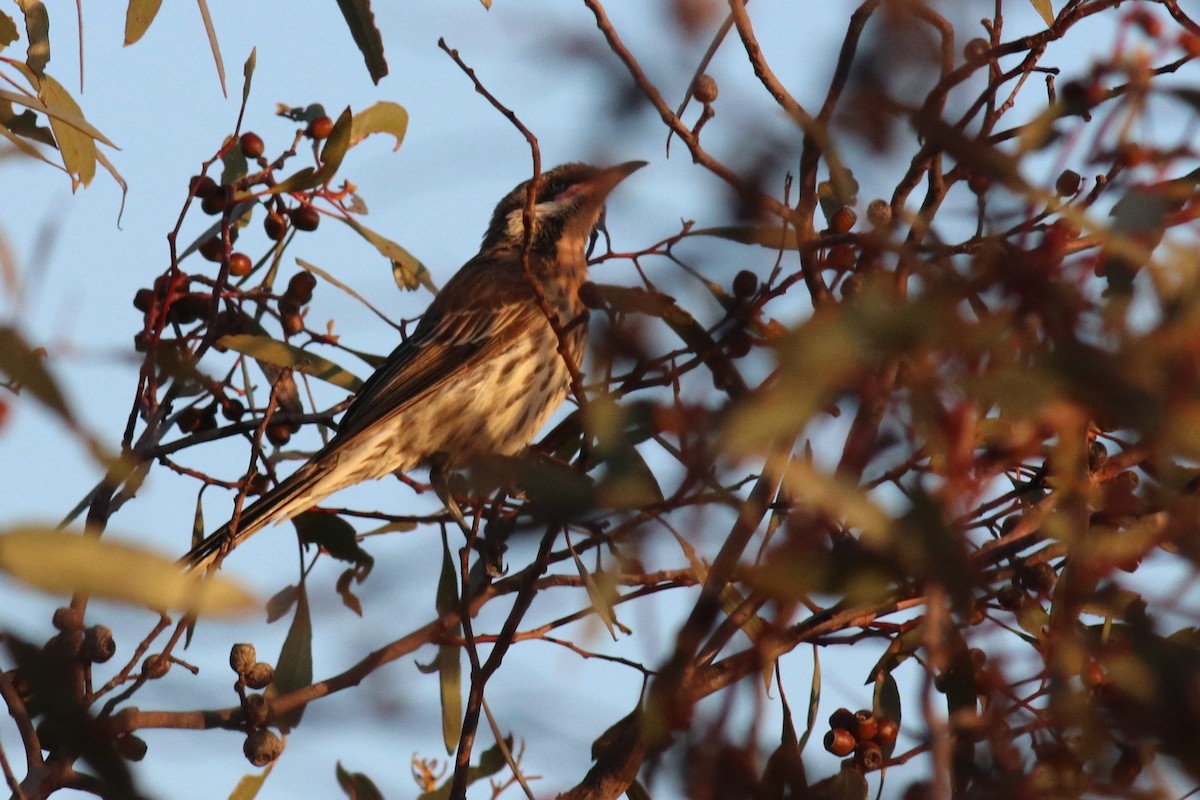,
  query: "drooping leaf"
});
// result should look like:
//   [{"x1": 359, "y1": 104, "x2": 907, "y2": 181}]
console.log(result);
[
  {"x1": 335, "y1": 762, "x2": 385, "y2": 800},
  {"x1": 268, "y1": 584, "x2": 312, "y2": 731},
  {"x1": 349, "y1": 101, "x2": 408, "y2": 151},
  {"x1": 872, "y1": 671, "x2": 901, "y2": 757},
  {"x1": 0, "y1": 527, "x2": 255, "y2": 615},
  {"x1": 291, "y1": 512, "x2": 373, "y2": 567},
  {"x1": 228, "y1": 764, "x2": 274, "y2": 800},
  {"x1": 217, "y1": 333, "x2": 363, "y2": 391},
  {"x1": 0, "y1": 326, "x2": 75, "y2": 424},
  {"x1": 0, "y1": 99, "x2": 54, "y2": 145},
  {"x1": 0, "y1": 12, "x2": 18, "y2": 49},
  {"x1": 265, "y1": 583, "x2": 300, "y2": 623},
  {"x1": 437, "y1": 531, "x2": 463, "y2": 754},
  {"x1": 340, "y1": 215, "x2": 434, "y2": 292},
  {"x1": 1028, "y1": 0, "x2": 1055, "y2": 27},
  {"x1": 241, "y1": 47, "x2": 256, "y2": 106},
  {"x1": 566, "y1": 534, "x2": 619, "y2": 640},
  {"x1": 123, "y1": 0, "x2": 163, "y2": 45},
  {"x1": 195, "y1": 0, "x2": 226, "y2": 96},
  {"x1": 0, "y1": 87, "x2": 116, "y2": 146},
  {"x1": 36, "y1": 73, "x2": 97, "y2": 188},
  {"x1": 221, "y1": 135, "x2": 248, "y2": 186},
  {"x1": 312, "y1": 107, "x2": 353, "y2": 185},
  {"x1": 334, "y1": 0, "x2": 388, "y2": 84},
  {"x1": 15, "y1": 0, "x2": 49, "y2": 77}
]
